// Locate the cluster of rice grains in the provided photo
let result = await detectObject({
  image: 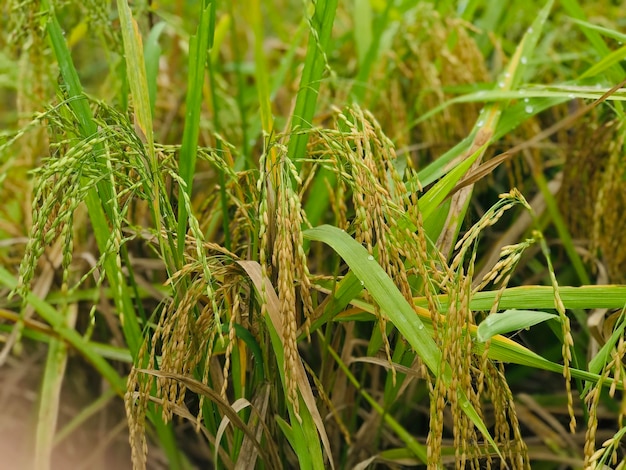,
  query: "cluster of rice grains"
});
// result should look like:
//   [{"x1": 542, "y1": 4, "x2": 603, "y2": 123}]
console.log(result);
[
  {"x1": 309, "y1": 107, "x2": 534, "y2": 468},
  {"x1": 125, "y1": 250, "x2": 237, "y2": 469},
  {"x1": 257, "y1": 142, "x2": 314, "y2": 421},
  {"x1": 419, "y1": 190, "x2": 538, "y2": 469}
]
